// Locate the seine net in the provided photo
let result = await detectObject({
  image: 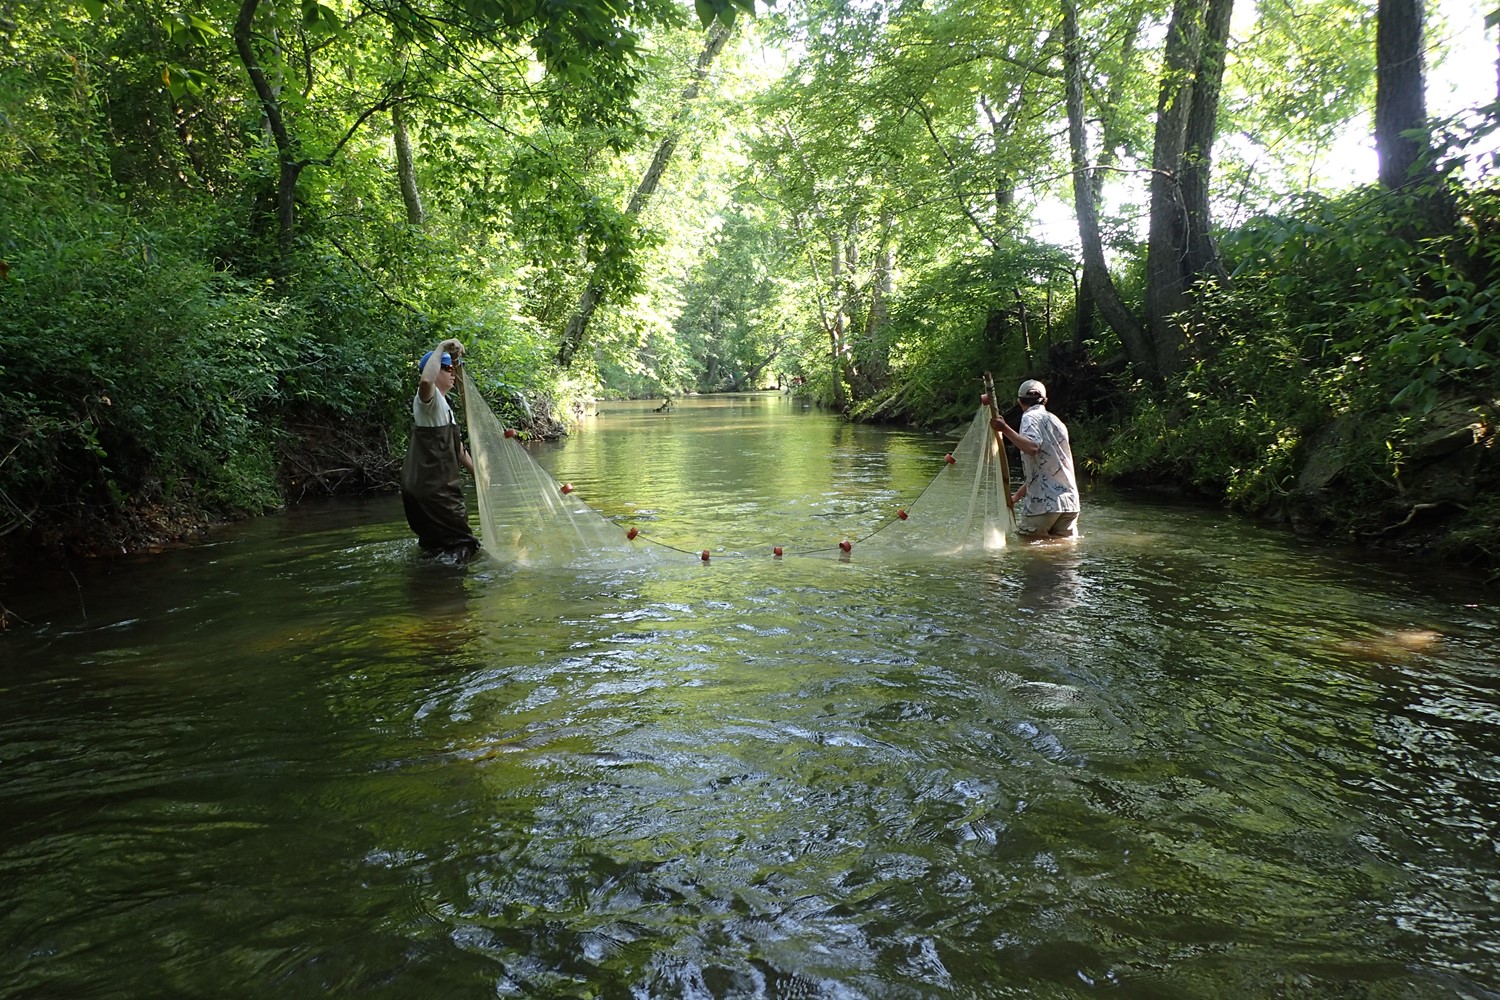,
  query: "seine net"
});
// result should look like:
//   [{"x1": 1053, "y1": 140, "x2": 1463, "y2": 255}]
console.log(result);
[
  {"x1": 464, "y1": 381, "x2": 647, "y2": 569},
  {"x1": 847, "y1": 405, "x2": 1010, "y2": 560},
  {"x1": 463, "y1": 384, "x2": 1011, "y2": 567}
]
